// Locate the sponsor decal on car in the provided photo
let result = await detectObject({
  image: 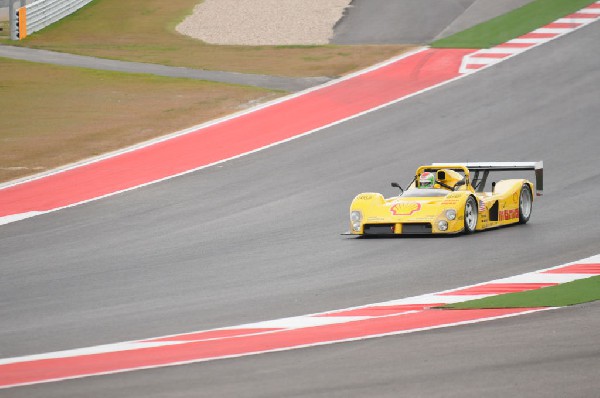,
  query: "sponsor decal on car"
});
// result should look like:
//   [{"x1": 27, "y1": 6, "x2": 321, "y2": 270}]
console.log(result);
[
  {"x1": 441, "y1": 199, "x2": 459, "y2": 205},
  {"x1": 499, "y1": 209, "x2": 519, "y2": 221},
  {"x1": 390, "y1": 202, "x2": 421, "y2": 216}
]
